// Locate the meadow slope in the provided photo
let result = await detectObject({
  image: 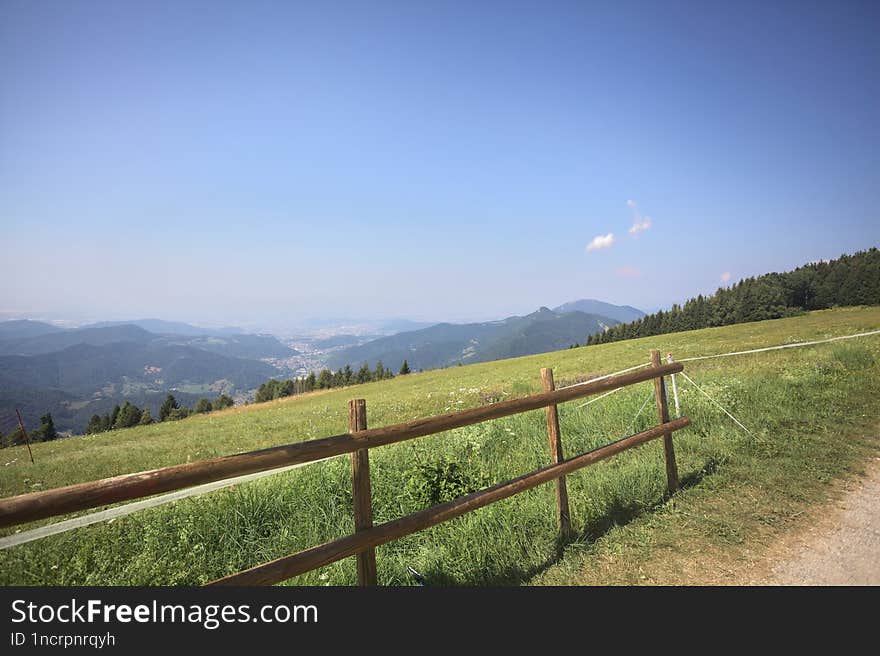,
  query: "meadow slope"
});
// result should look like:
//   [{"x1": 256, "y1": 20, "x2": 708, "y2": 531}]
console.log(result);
[{"x1": 1, "y1": 306, "x2": 879, "y2": 585}]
